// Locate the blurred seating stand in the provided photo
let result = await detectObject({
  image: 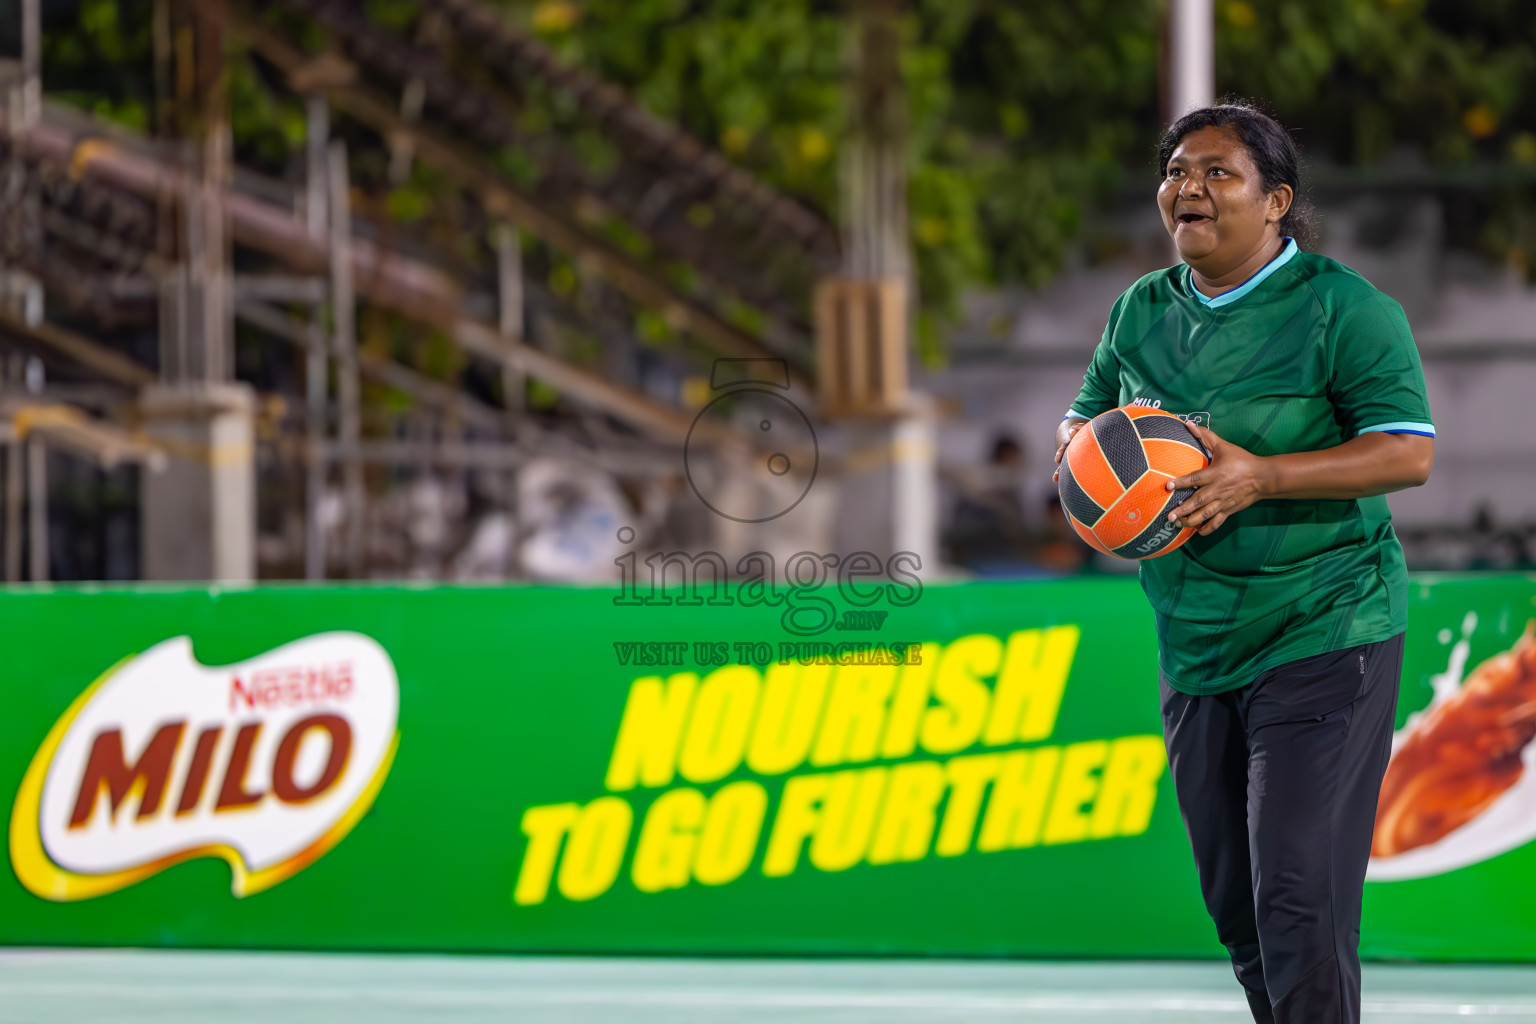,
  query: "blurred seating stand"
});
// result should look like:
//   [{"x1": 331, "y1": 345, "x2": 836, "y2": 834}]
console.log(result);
[{"x1": 0, "y1": 0, "x2": 869, "y2": 584}]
